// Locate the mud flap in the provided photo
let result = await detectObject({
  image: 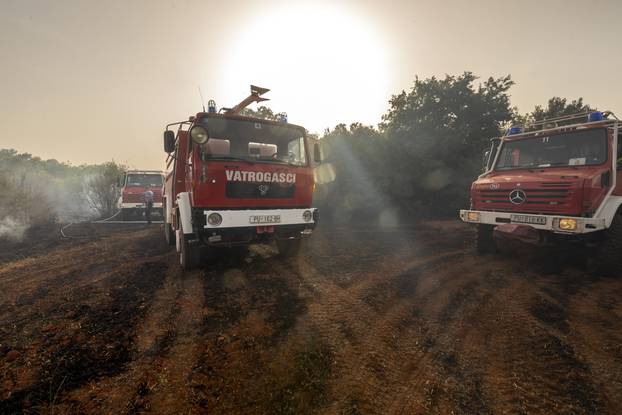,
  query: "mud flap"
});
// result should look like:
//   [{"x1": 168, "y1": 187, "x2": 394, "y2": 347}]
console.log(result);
[{"x1": 493, "y1": 224, "x2": 542, "y2": 251}]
